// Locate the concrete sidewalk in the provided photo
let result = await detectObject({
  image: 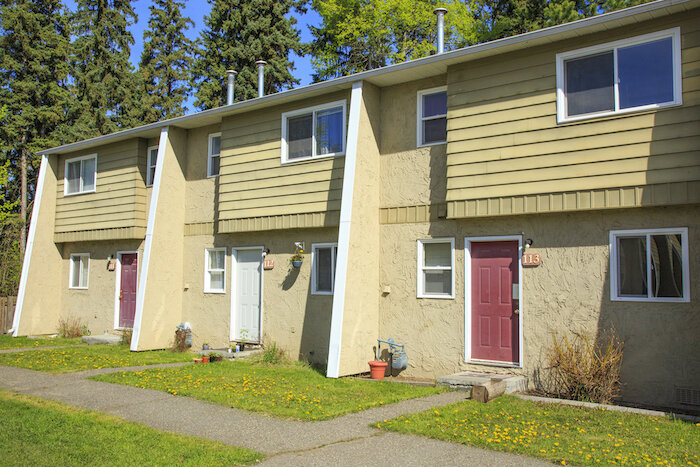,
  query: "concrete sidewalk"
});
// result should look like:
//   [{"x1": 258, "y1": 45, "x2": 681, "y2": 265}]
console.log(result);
[{"x1": 0, "y1": 365, "x2": 547, "y2": 466}]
